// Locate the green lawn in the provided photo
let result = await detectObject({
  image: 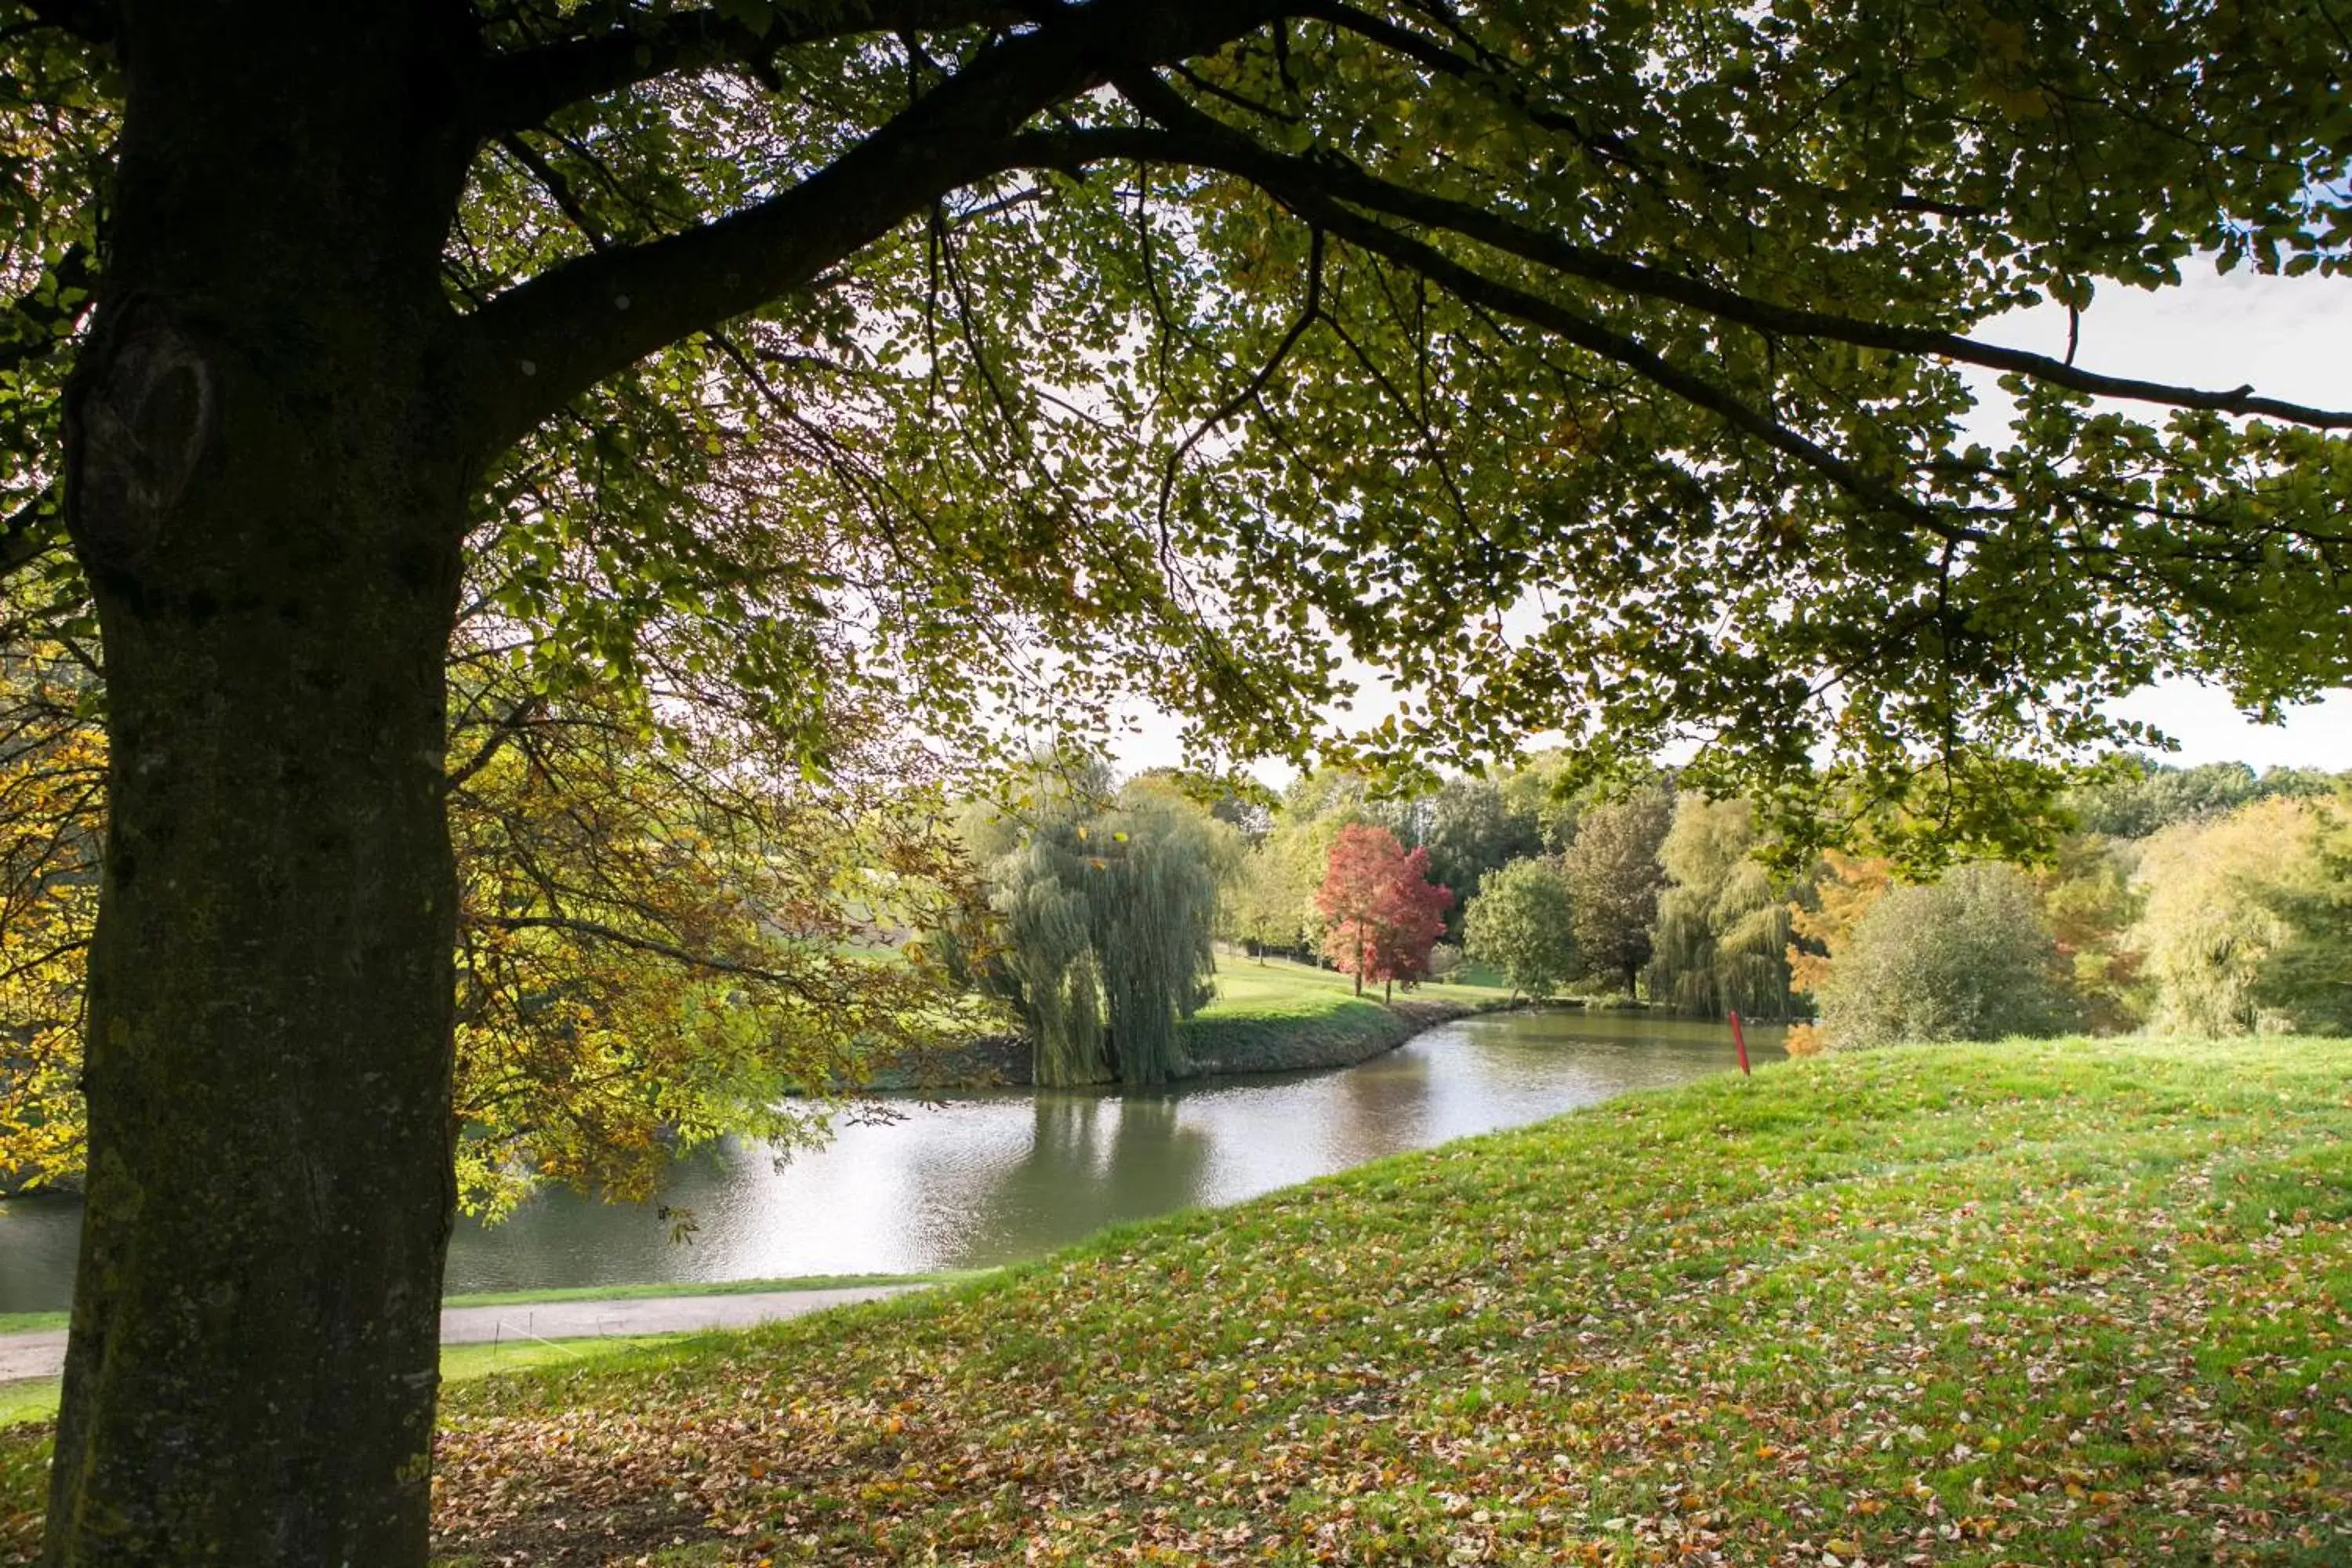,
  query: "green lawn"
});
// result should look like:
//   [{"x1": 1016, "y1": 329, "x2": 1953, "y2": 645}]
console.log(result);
[
  {"x1": 0, "y1": 1272, "x2": 982, "y2": 1339},
  {"x1": 0, "y1": 1334, "x2": 702, "y2": 1432},
  {"x1": 1202, "y1": 950, "x2": 1515, "y2": 1012},
  {"x1": 1178, "y1": 953, "x2": 1515, "y2": 1074},
  {"x1": 8, "y1": 1036, "x2": 2347, "y2": 1566}
]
